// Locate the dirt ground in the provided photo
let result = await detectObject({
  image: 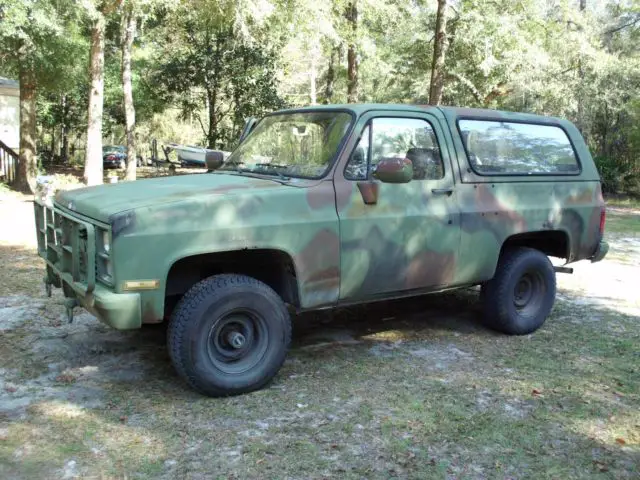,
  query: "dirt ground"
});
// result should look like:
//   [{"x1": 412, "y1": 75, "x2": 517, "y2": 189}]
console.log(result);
[{"x1": 0, "y1": 186, "x2": 638, "y2": 479}]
